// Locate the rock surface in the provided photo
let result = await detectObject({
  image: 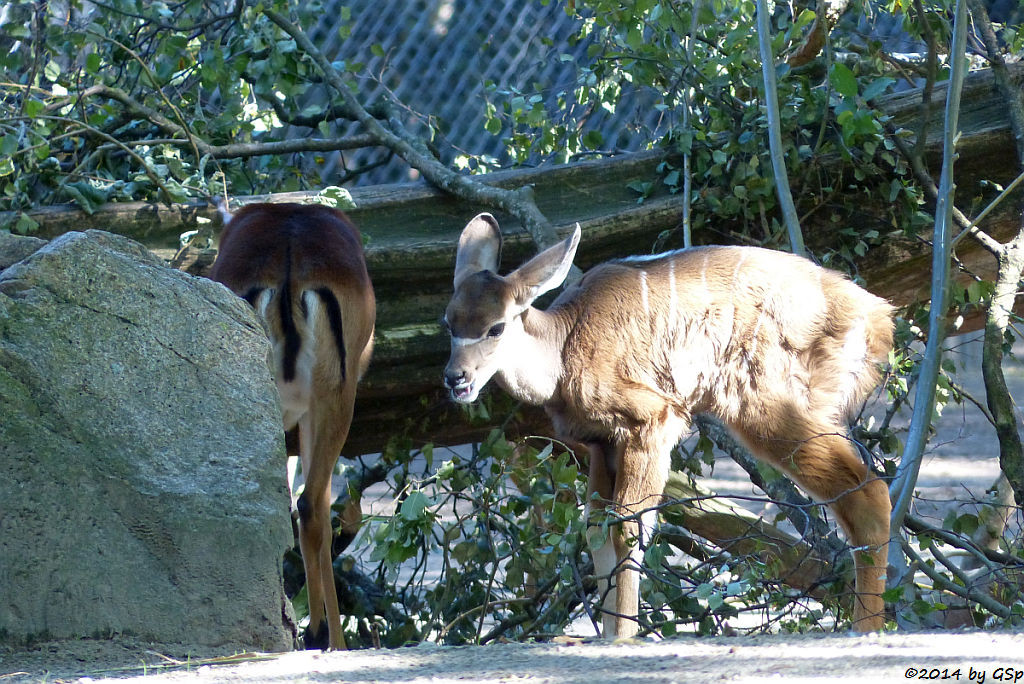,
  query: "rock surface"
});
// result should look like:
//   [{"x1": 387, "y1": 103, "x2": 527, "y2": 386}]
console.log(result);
[
  {"x1": 0, "y1": 230, "x2": 294, "y2": 650},
  {"x1": 0, "y1": 232, "x2": 46, "y2": 271}
]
